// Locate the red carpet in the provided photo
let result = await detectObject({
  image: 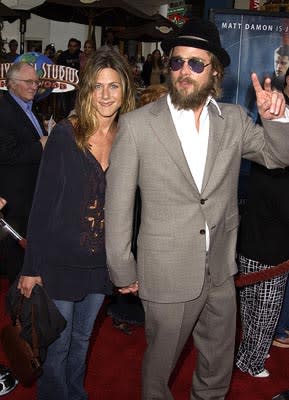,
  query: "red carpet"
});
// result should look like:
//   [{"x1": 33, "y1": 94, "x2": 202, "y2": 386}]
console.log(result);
[{"x1": 0, "y1": 277, "x2": 289, "y2": 400}]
